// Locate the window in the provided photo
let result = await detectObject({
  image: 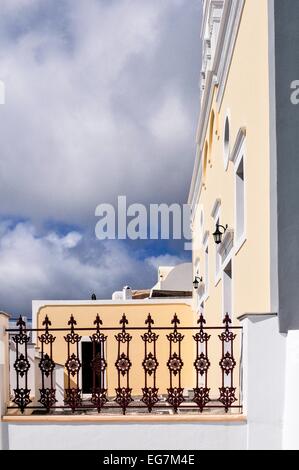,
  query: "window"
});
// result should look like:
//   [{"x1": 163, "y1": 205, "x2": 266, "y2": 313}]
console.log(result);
[
  {"x1": 223, "y1": 116, "x2": 230, "y2": 169},
  {"x1": 235, "y1": 156, "x2": 245, "y2": 243},
  {"x1": 200, "y1": 210, "x2": 204, "y2": 243},
  {"x1": 203, "y1": 142, "x2": 208, "y2": 186},
  {"x1": 82, "y1": 340, "x2": 107, "y2": 395},
  {"x1": 231, "y1": 128, "x2": 246, "y2": 251},
  {"x1": 195, "y1": 260, "x2": 204, "y2": 304},
  {"x1": 209, "y1": 111, "x2": 215, "y2": 163},
  {"x1": 211, "y1": 199, "x2": 222, "y2": 282},
  {"x1": 204, "y1": 244, "x2": 209, "y2": 297},
  {"x1": 215, "y1": 216, "x2": 221, "y2": 276},
  {"x1": 223, "y1": 261, "x2": 232, "y2": 318}
]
